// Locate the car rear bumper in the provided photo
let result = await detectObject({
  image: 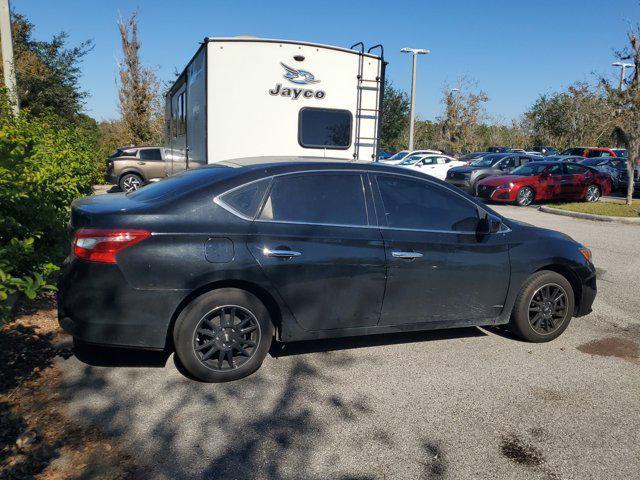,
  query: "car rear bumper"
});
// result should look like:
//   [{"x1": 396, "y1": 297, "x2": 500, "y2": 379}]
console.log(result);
[
  {"x1": 104, "y1": 172, "x2": 118, "y2": 184},
  {"x1": 57, "y1": 257, "x2": 186, "y2": 350}
]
